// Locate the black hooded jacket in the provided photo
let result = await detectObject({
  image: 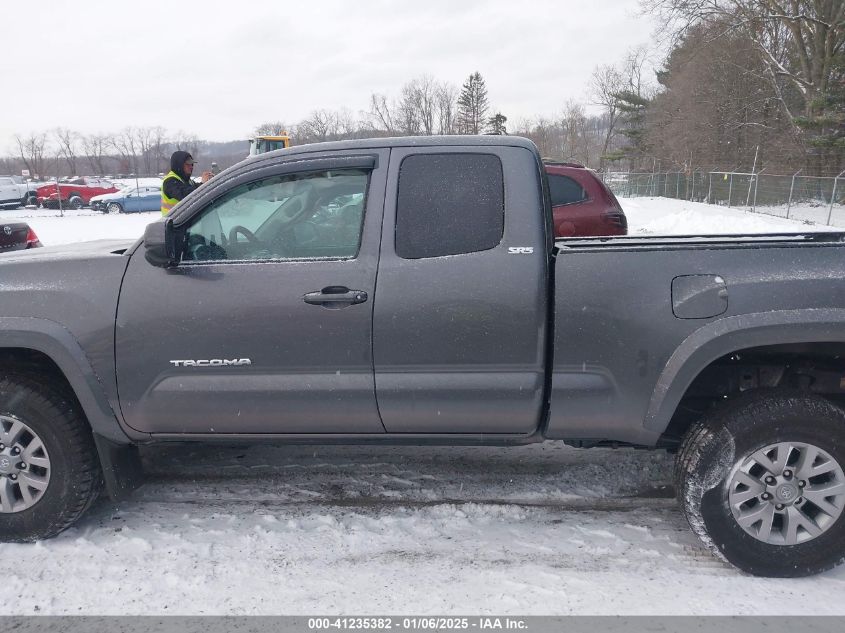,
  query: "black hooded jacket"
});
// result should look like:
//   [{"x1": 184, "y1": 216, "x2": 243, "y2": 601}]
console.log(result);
[{"x1": 163, "y1": 150, "x2": 201, "y2": 201}]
